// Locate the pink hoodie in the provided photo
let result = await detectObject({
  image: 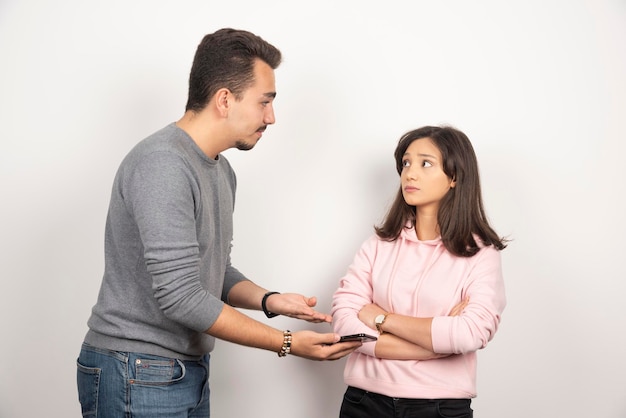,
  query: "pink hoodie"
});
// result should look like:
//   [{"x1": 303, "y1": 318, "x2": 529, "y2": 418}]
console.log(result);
[{"x1": 331, "y1": 226, "x2": 506, "y2": 399}]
